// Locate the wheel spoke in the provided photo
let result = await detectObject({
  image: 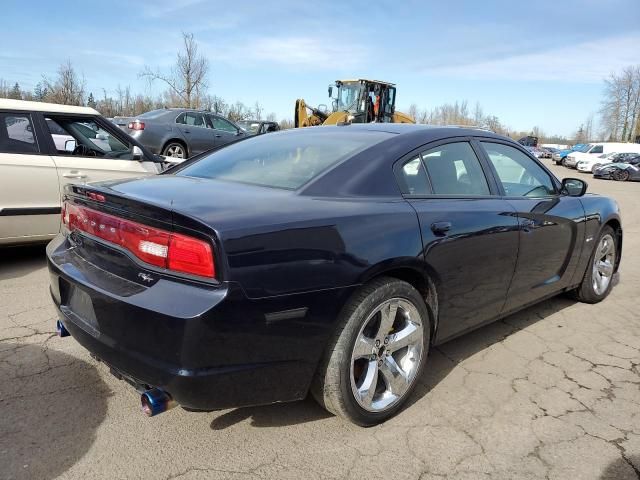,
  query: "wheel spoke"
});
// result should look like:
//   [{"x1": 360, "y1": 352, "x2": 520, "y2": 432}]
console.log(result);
[
  {"x1": 357, "y1": 360, "x2": 379, "y2": 407},
  {"x1": 379, "y1": 356, "x2": 410, "y2": 396},
  {"x1": 353, "y1": 336, "x2": 376, "y2": 359},
  {"x1": 598, "y1": 260, "x2": 614, "y2": 277},
  {"x1": 376, "y1": 300, "x2": 398, "y2": 339},
  {"x1": 387, "y1": 323, "x2": 422, "y2": 352}
]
